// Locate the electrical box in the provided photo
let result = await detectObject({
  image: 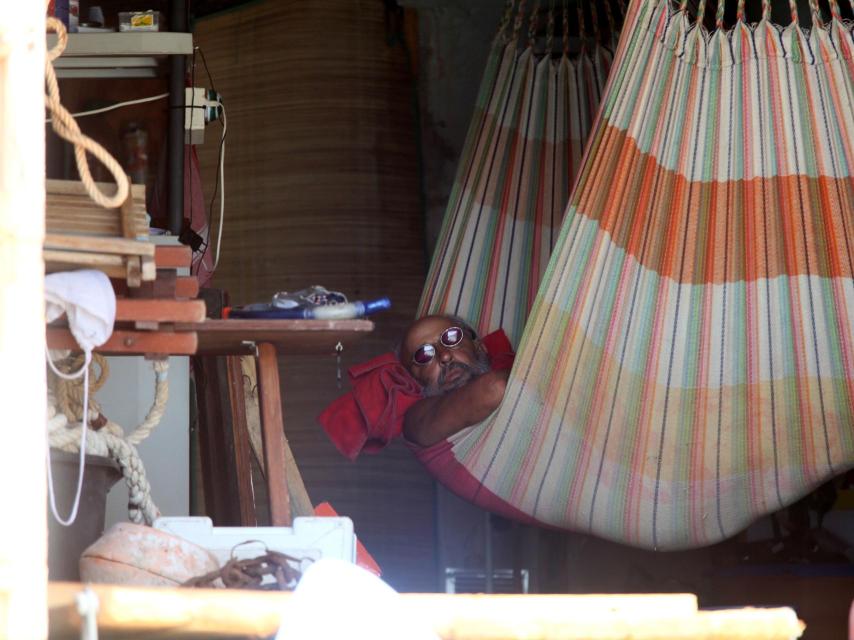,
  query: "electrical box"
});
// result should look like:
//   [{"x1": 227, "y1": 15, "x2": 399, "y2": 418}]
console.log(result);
[{"x1": 184, "y1": 87, "x2": 207, "y2": 145}]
